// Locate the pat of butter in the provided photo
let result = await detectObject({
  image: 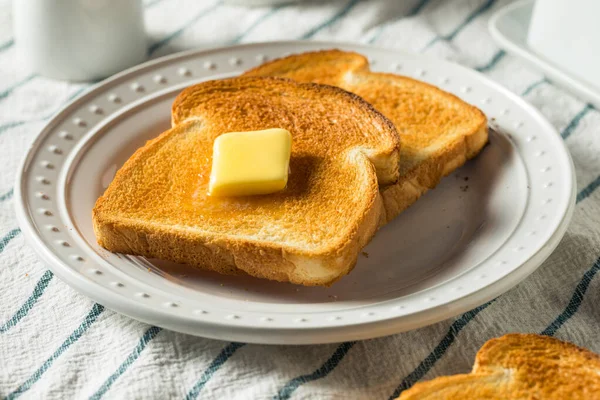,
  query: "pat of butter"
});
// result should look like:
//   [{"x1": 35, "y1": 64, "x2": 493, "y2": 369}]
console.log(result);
[{"x1": 209, "y1": 128, "x2": 292, "y2": 197}]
